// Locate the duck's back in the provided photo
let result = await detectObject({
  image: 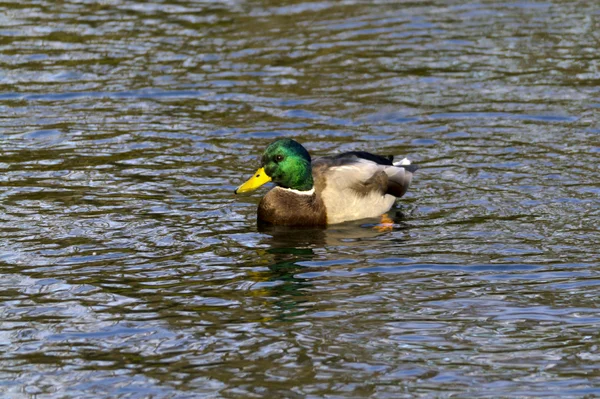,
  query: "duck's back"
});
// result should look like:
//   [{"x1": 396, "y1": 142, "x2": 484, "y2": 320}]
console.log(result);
[{"x1": 312, "y1": 152, "x2": 416, "y2": 224}]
